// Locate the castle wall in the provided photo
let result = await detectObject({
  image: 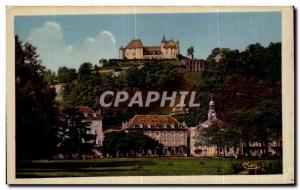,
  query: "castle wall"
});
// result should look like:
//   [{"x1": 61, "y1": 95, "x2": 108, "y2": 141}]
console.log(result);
[
  {"x1": 119, "y1": 49, "x2": 124, "y2": 59},
  {"x1": 120, "y1": 38, "x2": 179, "y2": 60},
  {"x1": 124, "y1": 48, "x2": 143, "y2": 59}
]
